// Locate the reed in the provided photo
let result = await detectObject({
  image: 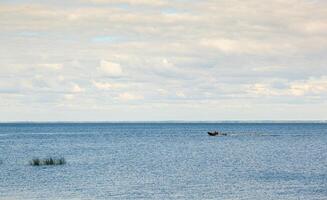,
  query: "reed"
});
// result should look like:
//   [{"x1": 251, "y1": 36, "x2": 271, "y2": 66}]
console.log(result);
[{"x1": 29, "y1": 157, "x2": 66, "y2": 166}]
